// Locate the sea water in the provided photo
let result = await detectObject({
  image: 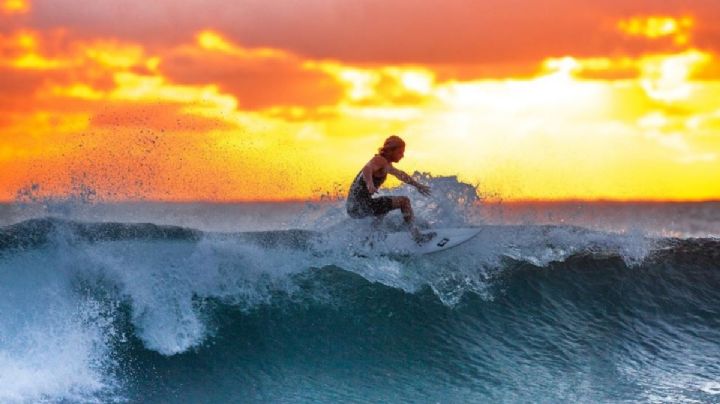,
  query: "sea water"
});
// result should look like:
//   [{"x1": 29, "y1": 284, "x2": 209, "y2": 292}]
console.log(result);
[{"x1": 0, "y1": 177, "x2": 719, "y2": 403}]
